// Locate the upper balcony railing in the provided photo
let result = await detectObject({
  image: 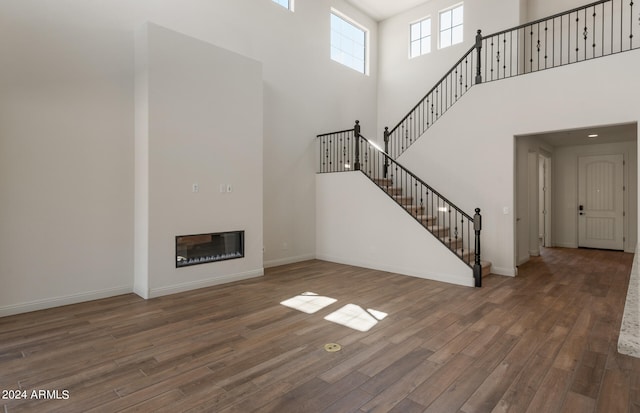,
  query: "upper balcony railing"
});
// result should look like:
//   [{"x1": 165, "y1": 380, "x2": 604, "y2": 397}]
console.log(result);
[{"x1": 386, "y1": 0, "x2": 638, "y2": 159}]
